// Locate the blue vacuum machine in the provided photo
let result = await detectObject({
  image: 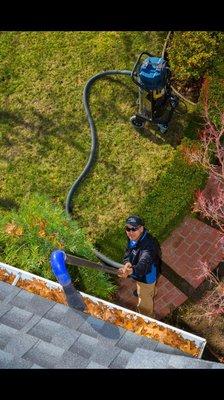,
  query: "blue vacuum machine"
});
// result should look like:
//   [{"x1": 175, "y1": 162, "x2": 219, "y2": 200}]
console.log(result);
[{"x1": 130, "y1": 52, "x2": 181, "y2": 134}]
